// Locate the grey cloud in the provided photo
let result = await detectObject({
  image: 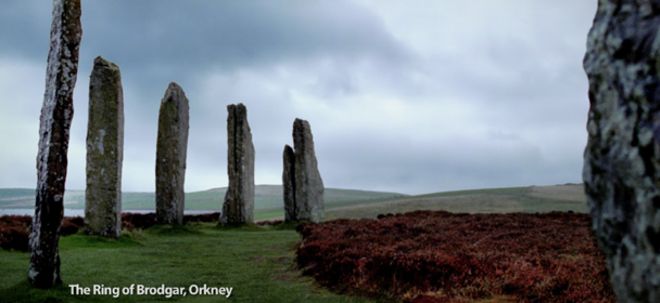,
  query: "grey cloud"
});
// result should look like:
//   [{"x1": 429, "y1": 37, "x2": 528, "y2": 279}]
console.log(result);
[
  {"x1": 317, "y1": 133, "x2": 552, "y2": 194},
  {"x1": 0, "y1": 1, "x2": 597, "y2": 194},
  {"x1": 1, "y1": 1, "x2": 408, "y2": 66},
  {"x1": 79, "y1": 0, "x2": 409, "y2": 80}
]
